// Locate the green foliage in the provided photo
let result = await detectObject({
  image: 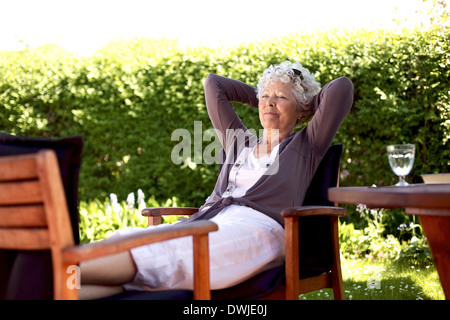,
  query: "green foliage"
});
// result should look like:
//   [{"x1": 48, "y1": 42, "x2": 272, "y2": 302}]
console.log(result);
[
  {"x1": 1, "y1": 26, "x2": 448, "y2": 211},
  {"x1": 339, "y1": 205, "x2": 432, "y2": 267},
  {"x1": 78, "y1": 189, "x2": 183, "y2": 243},
  {"x1": 79, "y1": 191, "x2": 148, "y2": 243}
]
